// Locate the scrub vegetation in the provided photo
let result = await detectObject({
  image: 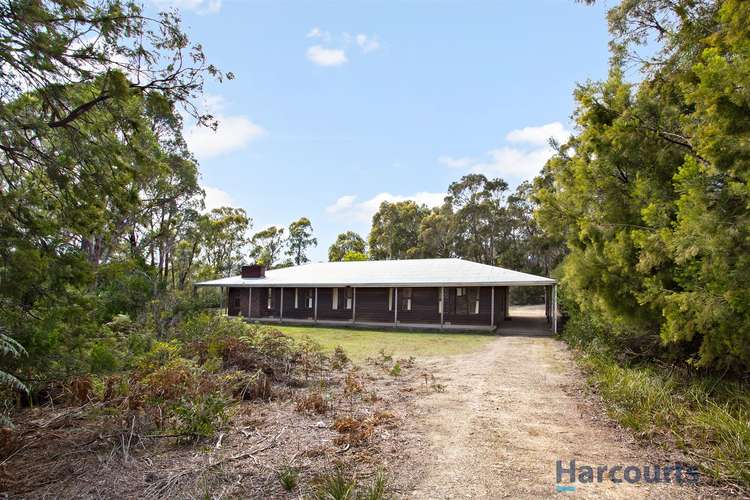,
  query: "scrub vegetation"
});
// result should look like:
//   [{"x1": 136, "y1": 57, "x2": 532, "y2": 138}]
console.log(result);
[
  {"x1": 1, "y1": 0, "x2": 750, "y2": 495},
  {"x1": 538, "y1": 1, "x2": 750, "y2": 488}
]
